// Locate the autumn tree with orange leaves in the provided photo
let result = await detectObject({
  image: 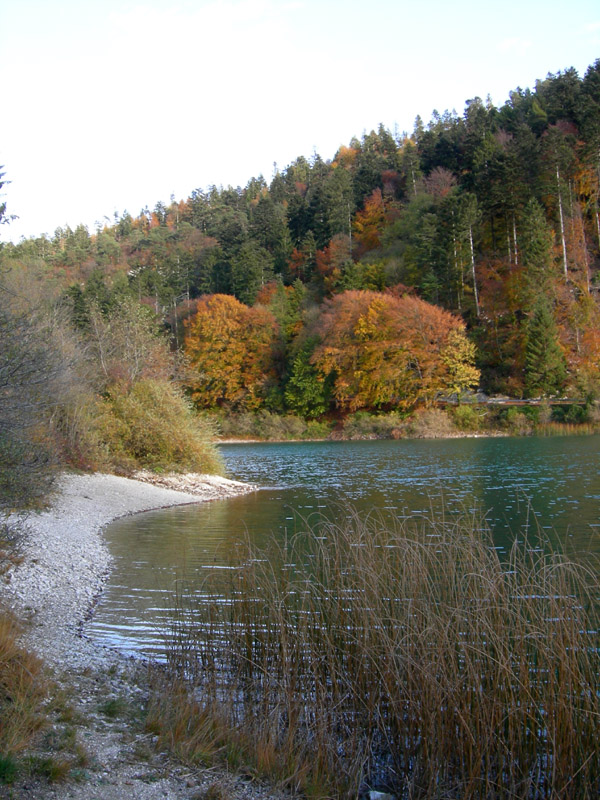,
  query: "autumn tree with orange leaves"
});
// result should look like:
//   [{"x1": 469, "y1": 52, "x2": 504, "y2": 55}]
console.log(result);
[
  {"x1": 311, "y1": 290, "x2": 479, "y2": 411},
  {"x1": 184, "y1": 294, "x2": 280, "y2": 410}
]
